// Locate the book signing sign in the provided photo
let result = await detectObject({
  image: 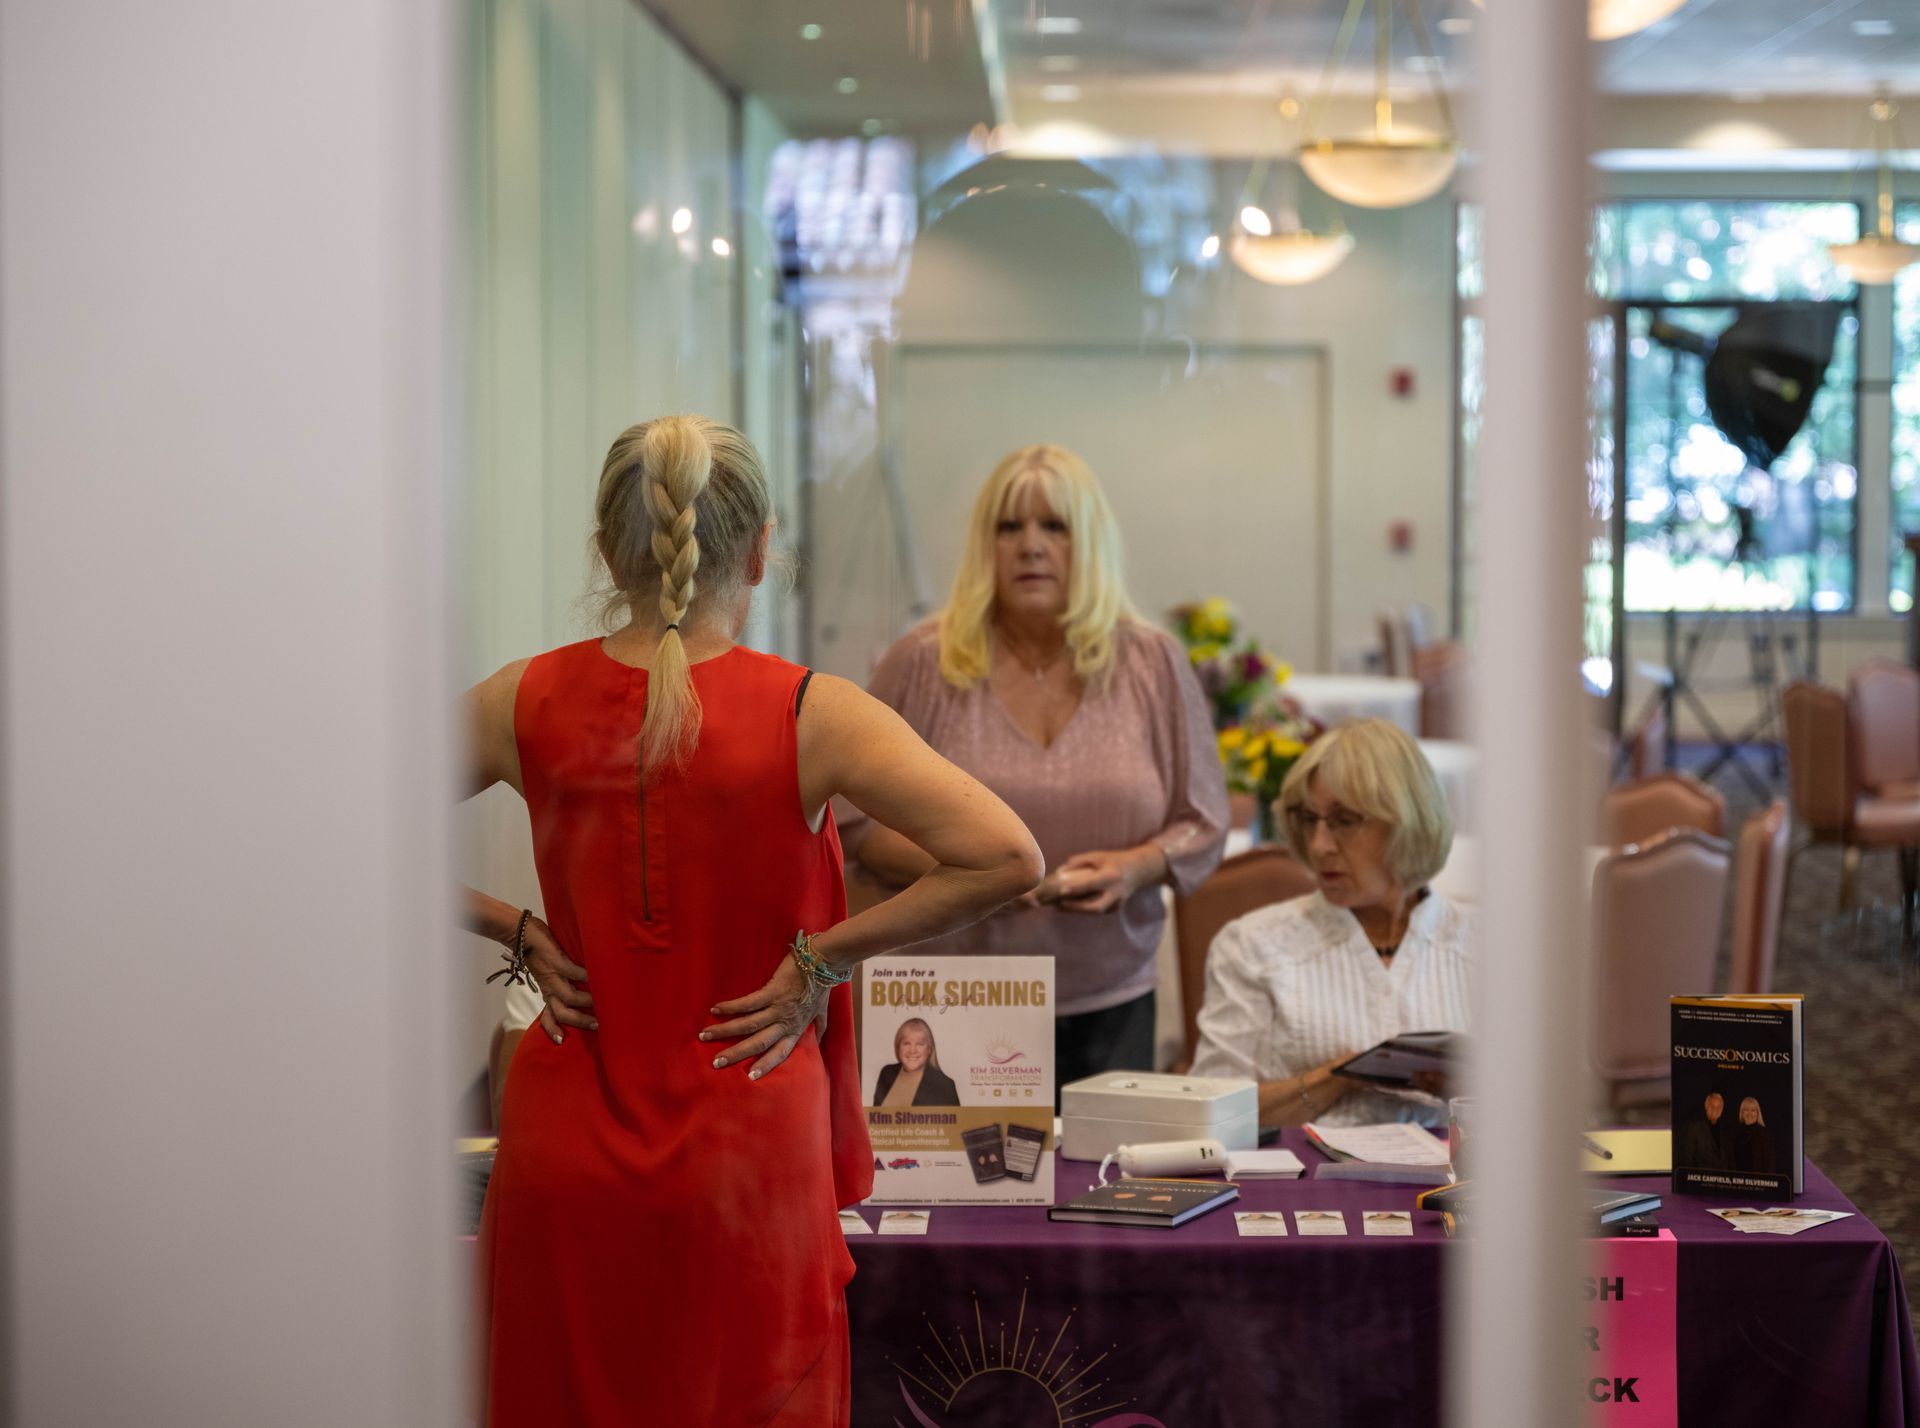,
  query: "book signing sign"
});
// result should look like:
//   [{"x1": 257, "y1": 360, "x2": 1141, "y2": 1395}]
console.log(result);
[
  {"x1": 860, "y1": 955, "x2": 1054, "y2": 1205},
  {"x1": 1584, "y1": 1232, "x2": 1677, "y2": 1426}
]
